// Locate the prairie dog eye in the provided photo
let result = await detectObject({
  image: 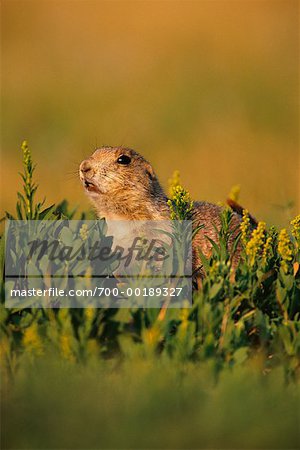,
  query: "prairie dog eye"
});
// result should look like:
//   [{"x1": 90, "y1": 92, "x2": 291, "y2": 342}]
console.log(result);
[{"x1": 117, "y1": 155, "x2": 131, "y2": 165}]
